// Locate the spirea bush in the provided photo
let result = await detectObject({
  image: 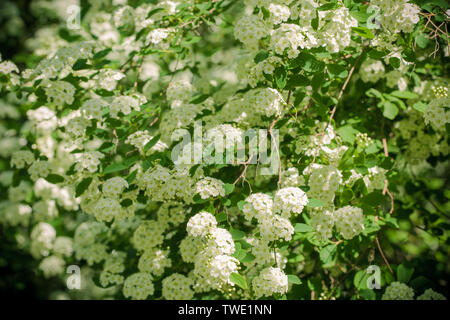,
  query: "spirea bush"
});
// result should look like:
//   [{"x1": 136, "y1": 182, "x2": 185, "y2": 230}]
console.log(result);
[{"x1": 0, "y1": 0, "x2": 449, "y2": 300}]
